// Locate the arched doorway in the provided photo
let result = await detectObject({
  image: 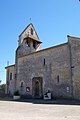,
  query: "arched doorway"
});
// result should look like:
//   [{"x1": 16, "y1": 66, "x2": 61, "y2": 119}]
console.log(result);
[
  {"x1": 35, "y1": 81, "x2": 39, "y2": 96},
  {"x1": 32, "y1": 77, "x2": 43, "y2": 98}
]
